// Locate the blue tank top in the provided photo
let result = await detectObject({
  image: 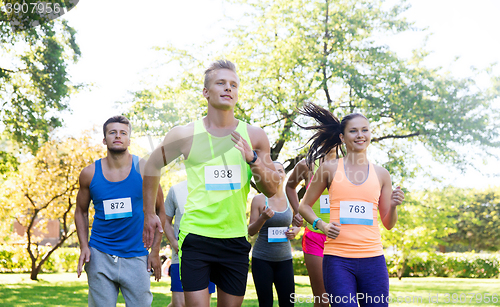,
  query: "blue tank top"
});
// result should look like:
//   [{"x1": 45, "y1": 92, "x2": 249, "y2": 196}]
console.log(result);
[{"x1": 88, "y1": 155, "x2": 148, "y2": 257}]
